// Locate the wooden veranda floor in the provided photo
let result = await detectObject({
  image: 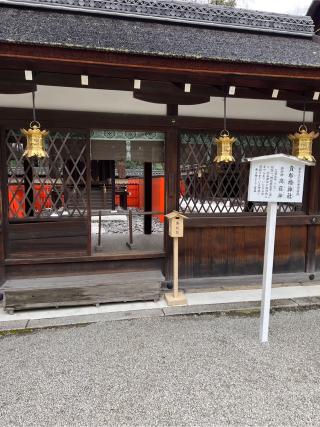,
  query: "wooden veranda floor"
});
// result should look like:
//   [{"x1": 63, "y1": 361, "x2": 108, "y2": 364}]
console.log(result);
[{"x1": 1, "y1": 270, "x2": 164, "y2": 313}]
